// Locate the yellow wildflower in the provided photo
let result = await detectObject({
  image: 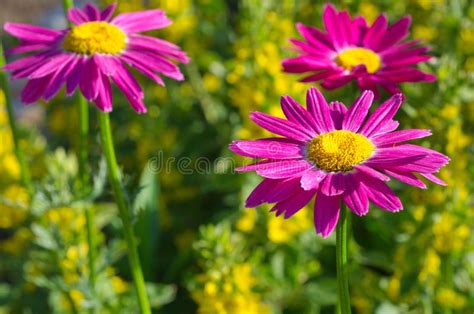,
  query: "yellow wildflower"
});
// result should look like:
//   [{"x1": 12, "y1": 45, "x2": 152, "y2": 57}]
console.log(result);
[
  {"x1": 0, "y1": 185, "x2": 29, "y2": 228},
  {"x1": 435, "y1": 288, "x2": 467, "y2": 310},
  {"x1": 267, "y1": 207, "x2": 312, "y2": 243},
  {"x1": 235, "y1": 208, "x2": 256, "y2": 232},
  {"x1": 419, "y1": 249, "x2": 440, "y2": 283},
  {"x1": 111, "y1": 276, "x2": 128, "y2": 294}
]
